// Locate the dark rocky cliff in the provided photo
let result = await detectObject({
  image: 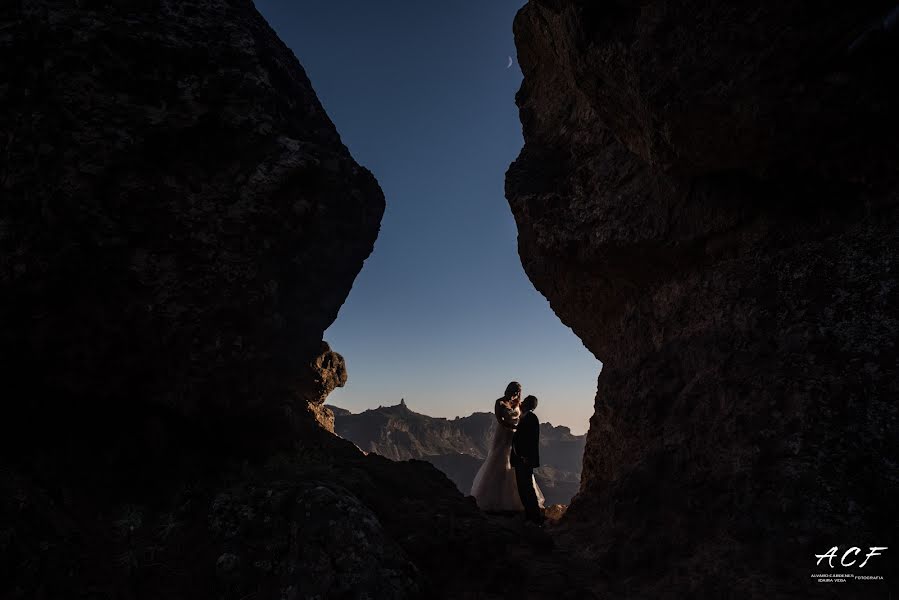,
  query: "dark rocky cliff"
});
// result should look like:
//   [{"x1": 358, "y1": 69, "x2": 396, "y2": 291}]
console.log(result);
[
  {"x1": 0, "y1": 2, "x2": 568, "y2": 598},
  {"x1": 330, "y1": 401, "x2": 585, "y2": 505},
  {"x1": 1, "y1": 0, "x2": 382, "y2": 465},
  {"x1": 507, "y1": 1, "x2": 898, "y2": 597}
]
